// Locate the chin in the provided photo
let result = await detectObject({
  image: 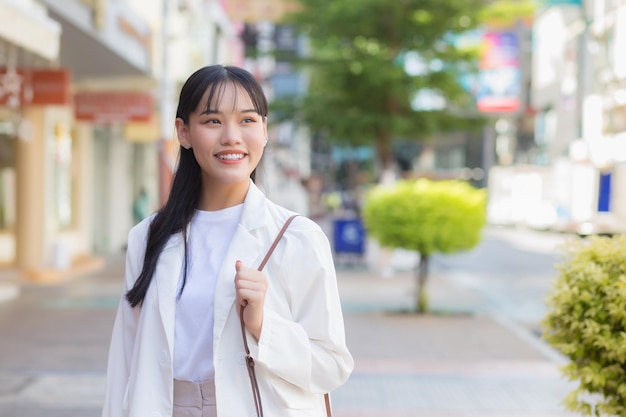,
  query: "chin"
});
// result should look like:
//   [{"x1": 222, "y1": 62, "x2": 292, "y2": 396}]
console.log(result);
[{"x1": 220, "y1": 176, "x2": 252, "y2": 185}]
